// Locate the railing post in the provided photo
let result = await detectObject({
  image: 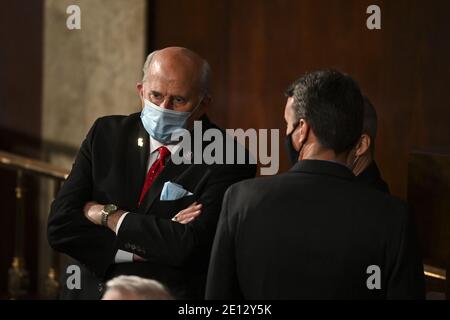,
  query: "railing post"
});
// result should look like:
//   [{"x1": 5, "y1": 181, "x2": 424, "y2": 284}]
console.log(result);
[
  {"x1": 43, "y1": 267, "x2": 60, "y2": 299},
  {"x1": 446, "y1": 252, "x2": 450, "y2": 299},
  {"x1": 8, "y1": 170, "x2": 29, "y2": 299},
  {"x1": 43, "y1": 179, "x2": 63, "y2": 299}
]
